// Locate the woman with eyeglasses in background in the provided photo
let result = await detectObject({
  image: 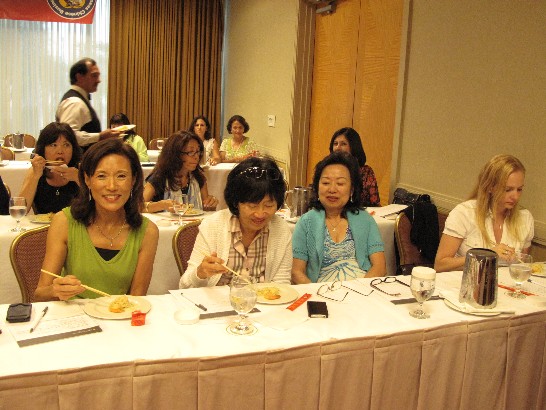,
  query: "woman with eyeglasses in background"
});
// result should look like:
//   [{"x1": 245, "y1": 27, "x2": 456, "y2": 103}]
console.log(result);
[
  {"x1": 143, "y1": 131, "x2": 218, "y2": 212},
  {"x1": 179, "y1": 156, "x2": 292, "y2": 288},
  {"x1": 291, "y1": 152, "x2": 386, "y2": 284}
]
